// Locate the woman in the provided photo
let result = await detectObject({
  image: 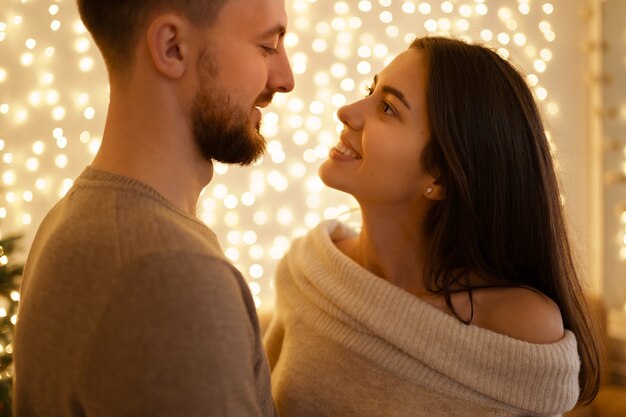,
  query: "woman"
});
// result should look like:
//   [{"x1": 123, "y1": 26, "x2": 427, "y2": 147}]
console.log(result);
[{"x1": 264, "y1": 36, "x2": 601, "y2": 416}]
